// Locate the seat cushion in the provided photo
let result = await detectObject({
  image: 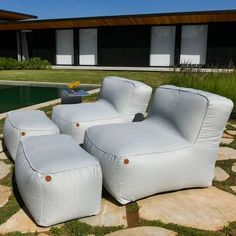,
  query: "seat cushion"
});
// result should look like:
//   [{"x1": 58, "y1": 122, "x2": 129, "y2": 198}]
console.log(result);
[
  {"x1": 3, "y1": 110, "x2": 59, "y2": 160},
  {"x1": 52, "y1": 100, "x2": 122, "y2": 123},
  {"x1": 7, "y1": 110, "x2": 58, "y2": 130},
  {"x1": 19, "y1": 134, "x2": 99, "y2": 174},
  {"x1": 85, "y1": 119, "x2": 192, "y2": 157}
]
